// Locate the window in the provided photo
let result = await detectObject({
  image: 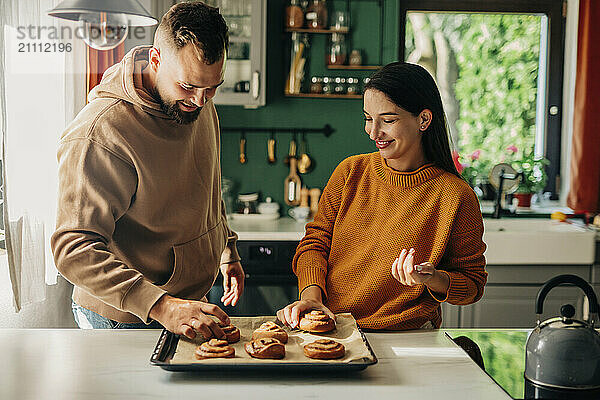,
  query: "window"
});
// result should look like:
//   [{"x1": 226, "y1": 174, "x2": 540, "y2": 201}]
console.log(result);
[{"x1": 399, "y1": 0, "x2": 565, "y2": 198}]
